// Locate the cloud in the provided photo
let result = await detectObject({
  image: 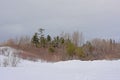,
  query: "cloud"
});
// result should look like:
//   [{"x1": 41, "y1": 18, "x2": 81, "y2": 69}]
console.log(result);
[{"x1": 0, "y1": 0, "x2": 120, "y2": 41}]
